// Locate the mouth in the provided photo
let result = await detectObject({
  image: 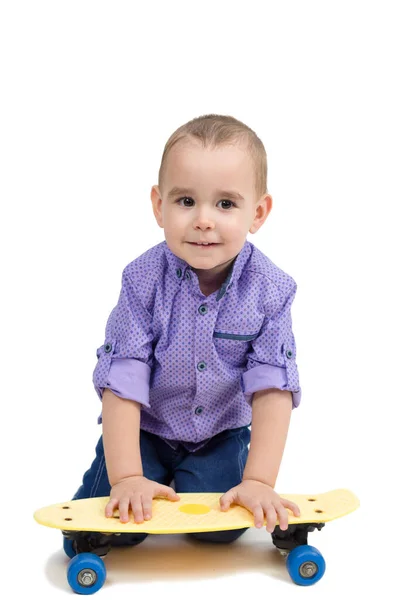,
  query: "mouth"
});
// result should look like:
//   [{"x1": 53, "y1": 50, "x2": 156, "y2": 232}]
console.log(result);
[{"x1": 187, "y1": 242, "x2": 220, "y2": 248}]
